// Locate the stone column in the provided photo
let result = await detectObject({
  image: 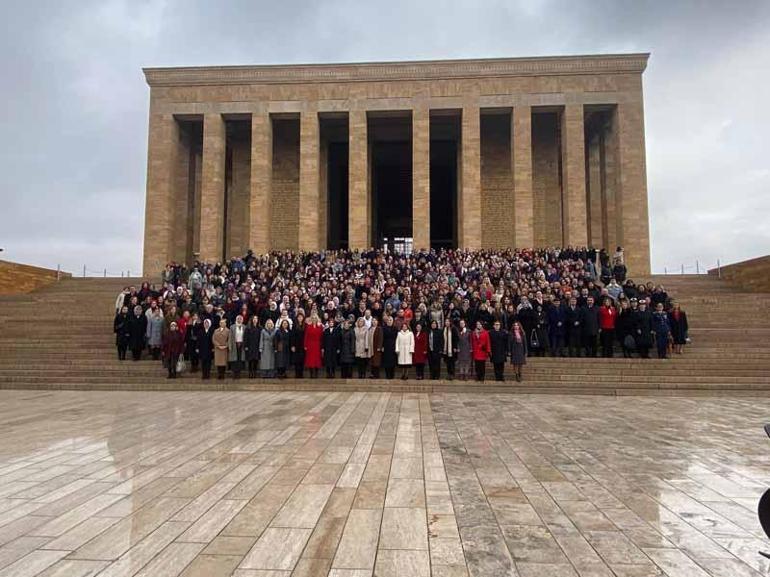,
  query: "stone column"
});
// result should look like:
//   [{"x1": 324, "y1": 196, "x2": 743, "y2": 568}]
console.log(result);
[
  {"x1": 299, "y1": 109, "x2": 320, "y2": 252},
  {"x1": 586, "y1": 132, "x2": 603, "y2": 248},
  {"x1": 560, "y1": 104, "x2": 588, "y2": 246},
  {"x1": 199, "y1": 113, "x2": 226, "y2": 263},
  {"x1": 412, "y1": 107, "x2": 430, "y2": 251},
  {"x1": 512, "y1": 105, "x2": 533, "y2": 248},
  {"x1": 460, "y1": 104, "x2": 481, "y2": 249},
  {"x1": 616, "y1": 99, "x2": 651, "y2": 275},
  {"x1": 249, "y1": 111, "x2": 272, "y2": 255},
  {"x1": 143, "y1": 112, "x2": 179, "y2": 276},
  {"x1": 348, "y1": 109, "x2": 369, "y2": 249}
]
